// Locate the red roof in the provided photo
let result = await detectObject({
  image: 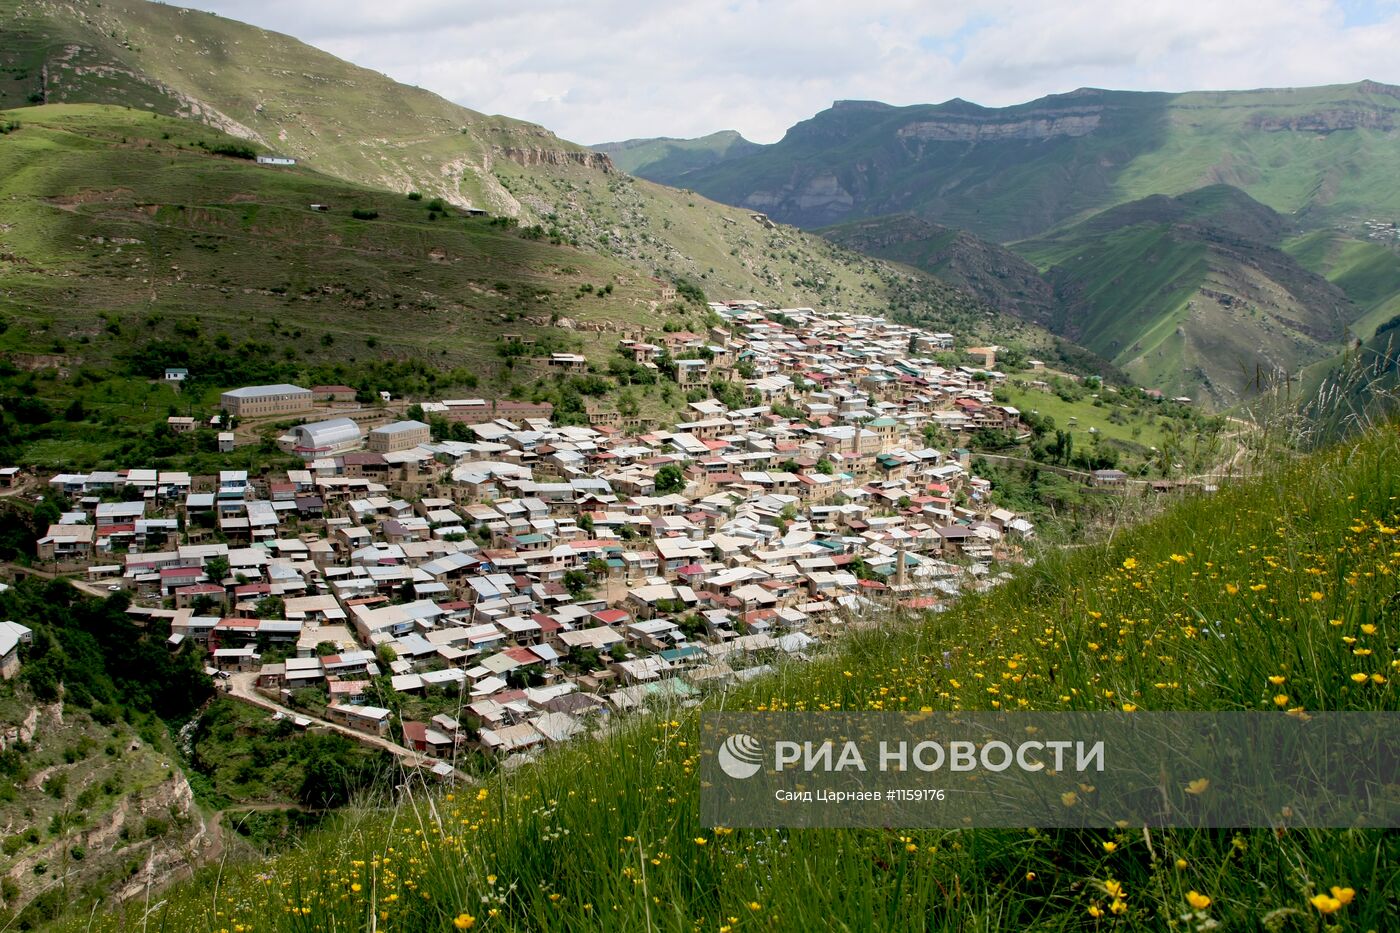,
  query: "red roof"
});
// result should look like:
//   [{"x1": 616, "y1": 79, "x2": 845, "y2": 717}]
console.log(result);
[
  {"x1": 504, "y1": 646, "x2": 542, "y2": 665},
  {"x1": 593, "y1": 609, "x2": 631, "y2": 625}
]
